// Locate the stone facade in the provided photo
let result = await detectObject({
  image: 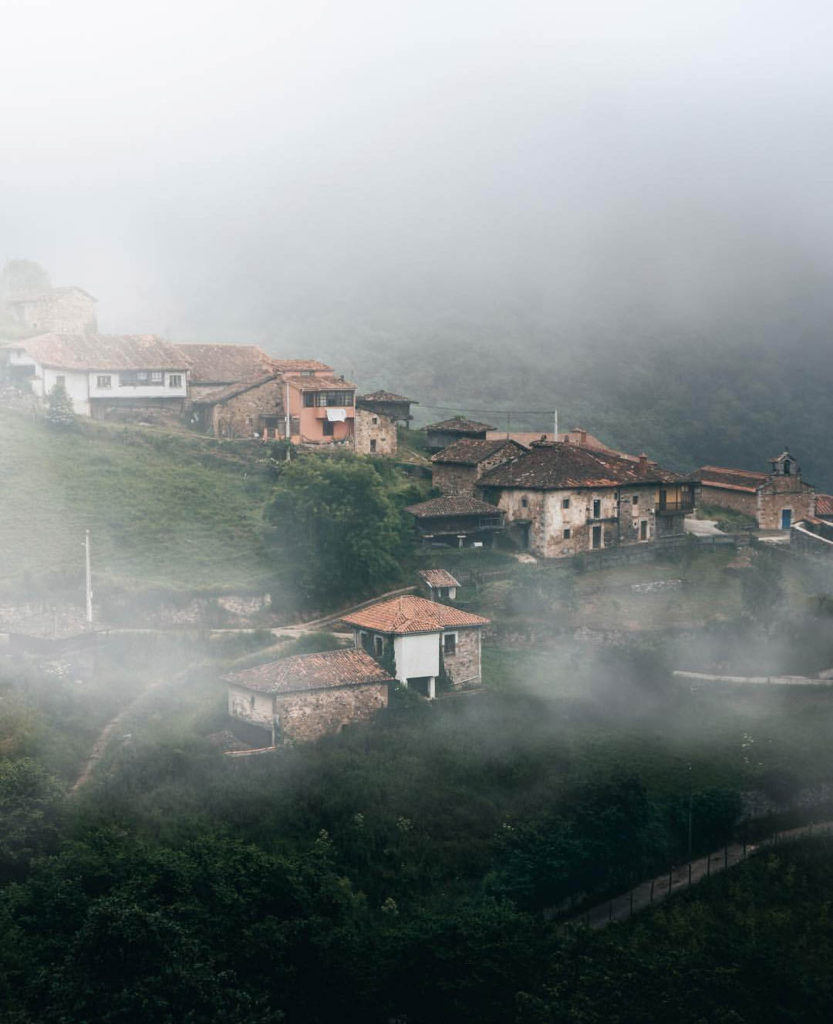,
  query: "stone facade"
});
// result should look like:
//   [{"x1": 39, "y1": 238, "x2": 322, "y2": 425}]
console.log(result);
[
  {"x1": 756, "y1": 473, "x2": 815, "y2": 530},
  {"x1": 193, "y1": 377, "x2": 285, "y2": 438},
  {"x1": 696, "y1": 453, "x2": 816, "y2": 530},
  {"x1": 354, "y1": 407, "x2": 397, "y2": 455},
  {"x1": 697, "y1": 483, "x2": 759, "y2": 518},
  {"x1": 8, "y1": 288, "x2": 97, "y2": 335},
  {"x1": 443, "y1": 627, "x2": 481, "y2": 687},
  {"x1": 228, "y1": 679, "x2": 388, "y2": 744}
]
